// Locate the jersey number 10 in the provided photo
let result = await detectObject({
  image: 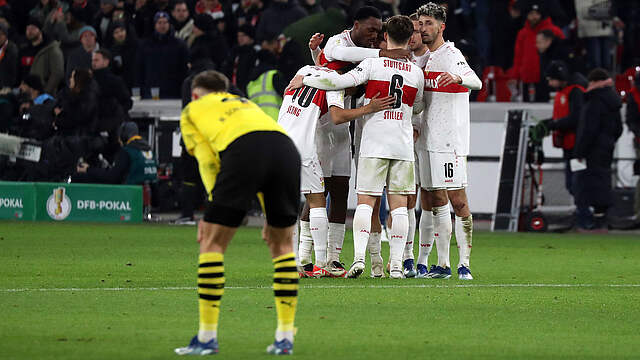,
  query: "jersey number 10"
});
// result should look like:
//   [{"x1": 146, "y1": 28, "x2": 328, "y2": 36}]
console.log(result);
[{"x1": 291, "y1": 86, "x2": 319, "y2": 108}]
